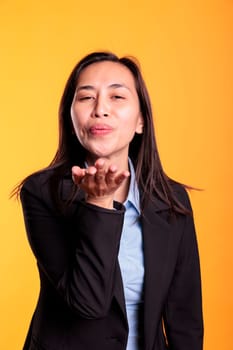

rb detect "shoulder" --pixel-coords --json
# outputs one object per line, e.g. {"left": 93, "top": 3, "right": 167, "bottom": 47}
{"left": 20, "top": 167, "right": 72, "bottom": 204}
{"left": 20, "top": 167, "right": 80, "bottom": 215}
{"left": 20, "top": 169, "right": 58, "bottom": 213}
{"left": 21, "top": 168, "right": 56, "bottom": 195}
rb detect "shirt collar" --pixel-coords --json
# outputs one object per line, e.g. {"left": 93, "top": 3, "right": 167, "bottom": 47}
{"left": 124, "top": 158, "right": 140, "bottom": 214}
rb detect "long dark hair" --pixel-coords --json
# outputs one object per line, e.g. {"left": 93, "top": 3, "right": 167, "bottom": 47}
{"left": 13, "top": 51, "right": 189, "bottom": 214}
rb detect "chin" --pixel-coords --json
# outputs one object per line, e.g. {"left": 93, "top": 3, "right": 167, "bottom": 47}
{"left": 86, "top": 149, "right": 111, "bottom": 161}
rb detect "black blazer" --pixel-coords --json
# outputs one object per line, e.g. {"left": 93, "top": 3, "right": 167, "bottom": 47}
{"left": 20, "top": 170, "right": 203, "bottom": 350}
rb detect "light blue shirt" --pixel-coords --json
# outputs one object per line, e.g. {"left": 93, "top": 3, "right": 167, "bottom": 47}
{"left": 118, "top": 159, "right": 144, "bottom": 350}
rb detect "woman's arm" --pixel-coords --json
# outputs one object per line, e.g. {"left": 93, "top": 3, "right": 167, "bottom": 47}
{"left": 20, "top": 173, "right": 125, "bottom": 319}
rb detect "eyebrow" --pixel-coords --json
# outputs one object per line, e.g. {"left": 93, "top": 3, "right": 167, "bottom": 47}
{"left": 76, "top": 83, "right": 130, "bottom": 92}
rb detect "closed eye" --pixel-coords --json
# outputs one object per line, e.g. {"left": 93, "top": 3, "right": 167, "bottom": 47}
{"left": 112, "top": 95, "right": 124, "bottom": 99}
{"left": 78, "top": 96, "right": 95, "bottom": 101}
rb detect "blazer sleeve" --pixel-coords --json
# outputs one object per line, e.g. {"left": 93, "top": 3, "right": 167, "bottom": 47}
{"left": 163, "top": 188, "right": 204, "bottom": 350}
{"left": 20, "top": 173, "right": 125, "bottom": 319}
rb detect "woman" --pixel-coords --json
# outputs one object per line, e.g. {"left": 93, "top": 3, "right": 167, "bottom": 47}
{"left": 18, "top": 52, "right": 203, "bottom": 350}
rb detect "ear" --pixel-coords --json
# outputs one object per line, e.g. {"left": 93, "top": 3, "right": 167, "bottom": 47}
{"left": 135, "top": 113, "right": 144, "bottom": 134}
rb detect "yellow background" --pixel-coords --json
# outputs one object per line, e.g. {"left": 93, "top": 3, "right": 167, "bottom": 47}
{"left": 1, "top": 0, "right": 232, "bottom": 349}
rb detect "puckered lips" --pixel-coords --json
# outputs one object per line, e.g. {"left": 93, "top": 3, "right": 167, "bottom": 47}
{"left": 89, "top": 124, "right": 113, "bottom": 136}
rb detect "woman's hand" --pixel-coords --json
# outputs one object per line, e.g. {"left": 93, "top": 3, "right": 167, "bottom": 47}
{"left": 71, "top": 158, "right": 130, "bottom": 209}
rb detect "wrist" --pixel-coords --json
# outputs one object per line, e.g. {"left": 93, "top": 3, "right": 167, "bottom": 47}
{"left": 86, "top": 195, "right": 114, "bottom": 209}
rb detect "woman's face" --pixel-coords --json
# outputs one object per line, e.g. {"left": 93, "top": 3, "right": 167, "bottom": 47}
{"left": 70, "top": 61, "right": 143, "bottom": 164}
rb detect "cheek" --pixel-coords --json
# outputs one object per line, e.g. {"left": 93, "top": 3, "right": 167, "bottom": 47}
{"left": 122, "top": 107, "right": 141, "bottom": 128}
{"left": 119, "top": 105, "right": 138, "bottom": 122}
{"left": 70, "top": 105, "right": 77, "bottom": 125}
{"left": 120, "top": 123, "right": 138, "bottom": 142}
{"left": 71, "top": 106, "right": 84, "bottom": 130}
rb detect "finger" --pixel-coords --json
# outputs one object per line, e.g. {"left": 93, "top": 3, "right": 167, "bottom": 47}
{"left": 94, "top": 159, "right": 107, "bottom": 183}
{"left": 105, "top": 165, "right": 118, "bottom": 184}
{"left": 83, "top": 166, "right": 97, "bottom": 185}
{"left": 94, "top": 158, "right": 106, "bottom": 169}
{"left": 115, "top": 170, "right": 130, "bottom": 185}
{"left": 71, "top": 166, "right": 86, "bottom": 184}
{"left": 85, "top": 166, "right": 97, "bottom": 176}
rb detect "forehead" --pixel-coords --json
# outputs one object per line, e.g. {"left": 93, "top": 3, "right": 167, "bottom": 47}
{"left": 77, "top": 61, "right": 136, "bottom": 87}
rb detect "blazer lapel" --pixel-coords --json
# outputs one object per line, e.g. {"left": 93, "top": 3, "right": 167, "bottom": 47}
{"left": 142, "top": 199, "right": 172, "bottom": 350}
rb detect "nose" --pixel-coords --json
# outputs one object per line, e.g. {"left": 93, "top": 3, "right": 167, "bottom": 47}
{"left": 92, "top": 95, "right": 109, "bottom": 118}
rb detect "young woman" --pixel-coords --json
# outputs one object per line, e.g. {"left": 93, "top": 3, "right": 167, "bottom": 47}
{"left": 18, "top": 52, "right": 203, "bottom": 350}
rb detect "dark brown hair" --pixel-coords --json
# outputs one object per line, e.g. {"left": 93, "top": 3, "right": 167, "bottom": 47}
{"left": 13, "top": 51, "right": 189, "bottom": 214}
